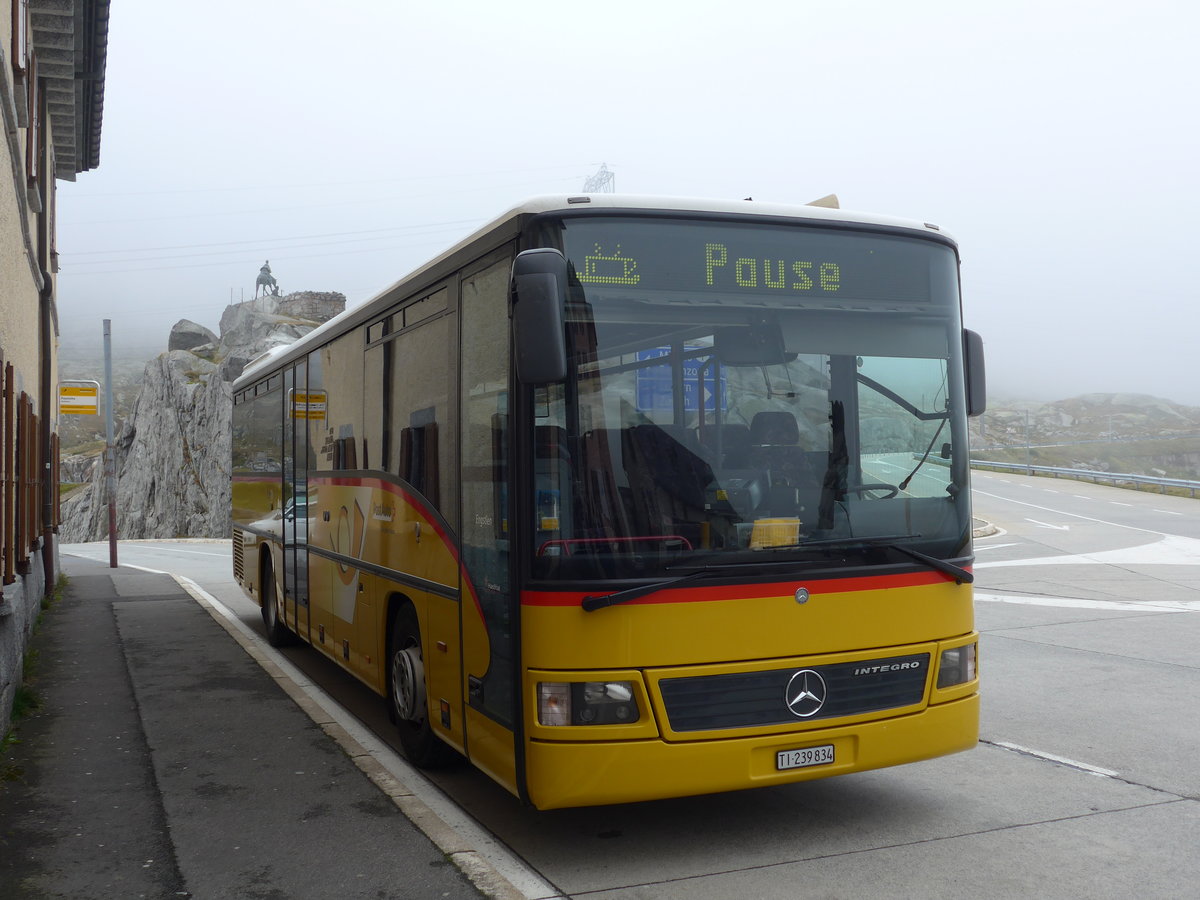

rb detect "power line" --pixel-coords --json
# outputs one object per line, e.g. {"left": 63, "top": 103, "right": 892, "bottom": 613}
{"left": 64, "top": 218, "right": 483, "bottom": 260}
{"left": 61, "top": 176, "right": 582, "bottom": 226}
{"left": 62, "top": 163, "right": 597, "bottom": 199}
{"left": 60, "top": 233, "right": 470, "bottom": 276}
{"left": 63, "top": 232, "right": 455, "bottom": 270}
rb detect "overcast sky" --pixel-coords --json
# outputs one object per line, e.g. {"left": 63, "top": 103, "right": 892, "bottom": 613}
{"left": 56, "top": 0, "right": 1200, "bottom": 404}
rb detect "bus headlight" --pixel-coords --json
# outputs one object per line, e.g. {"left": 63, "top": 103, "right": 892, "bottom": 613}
{"left": 937, "top": 643, "right": 977, "bottom": 688}
{"left": 537, "top": 681, "right": 639, "bottom": 725}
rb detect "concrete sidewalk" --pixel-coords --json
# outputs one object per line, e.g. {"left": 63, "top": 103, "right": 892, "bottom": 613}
{"left": 0, "top": 555, "right": 490, "bottom": 899}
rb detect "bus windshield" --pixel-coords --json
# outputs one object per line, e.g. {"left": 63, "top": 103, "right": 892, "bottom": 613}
{"left": 530, "top": 216, "right": 972, "bottom": 582}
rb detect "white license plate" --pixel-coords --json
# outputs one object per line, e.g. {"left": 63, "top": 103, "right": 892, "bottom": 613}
{"left": 776, "top": 744, "right": 835, "bottom": 770}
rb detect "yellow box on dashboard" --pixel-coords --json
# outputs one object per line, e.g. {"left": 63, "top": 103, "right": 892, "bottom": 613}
{"left": 750, "top": 517, "right": 801, "bottom": 548}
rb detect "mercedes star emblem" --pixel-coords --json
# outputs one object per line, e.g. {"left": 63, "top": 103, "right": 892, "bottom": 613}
{"left": 785, "top": 669, "right": 827, "bottom": 718}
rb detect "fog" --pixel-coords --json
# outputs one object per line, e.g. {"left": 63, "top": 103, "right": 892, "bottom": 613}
{"left": 55, "top": 0, "right": 1200, "bottom": 404}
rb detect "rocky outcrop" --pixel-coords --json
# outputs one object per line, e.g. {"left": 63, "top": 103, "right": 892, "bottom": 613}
{"left": 60, "top": 453, "right": 100, "bottom": 485}
{"left": 168, "top": 319, "right": 218, "bottom": 352}
{"left": 215, "top": 293, "right": 343, "bottom": 381}
{"left": 60, "top": 291, "right": 345, "bottom": 541}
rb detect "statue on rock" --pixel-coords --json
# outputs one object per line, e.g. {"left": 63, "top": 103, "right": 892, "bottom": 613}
{"left": 255, "top": 260, "right": 281, "bottom": 298}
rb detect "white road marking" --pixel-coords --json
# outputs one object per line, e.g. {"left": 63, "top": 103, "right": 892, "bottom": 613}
{"left": 975, "top": 533, "right": 1200, "bottom": 569}
{"left": 993, "top": 742, "right": 1119, "bottom": 778}
{"left": 62, "top": 541, "right": 230, "bottom": 560}
{"left": 1025, "top": 519, "right": 1069, "bottom": 531}
{"left": 975, "top": 591, "right": 1200, "bottom": 612}
{"left": 140, "top": 546, "right": 230, "bottom": 558}
{"left": 973, "top": 488, "right": 1164, "bottom": 536}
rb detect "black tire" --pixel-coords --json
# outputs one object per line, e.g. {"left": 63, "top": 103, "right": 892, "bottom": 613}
{"left": 388, "top": 604, "right": 457, "bottom": 768}
{"left": 260, "top": 555, "right": 295, "bottom": 647}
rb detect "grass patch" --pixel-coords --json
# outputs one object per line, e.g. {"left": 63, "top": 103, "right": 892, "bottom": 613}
{"left": 10, "top": 682, "right": 39, "bottom": 720}
{"left": 1, "top": 574, "right": 69, "bottom": 781}
{"left": 1, "top": 687, "right": 38, "bottom": 784}
{"left": 42, "top": 573, "right": 67, "bottom": 612}
{"left": 62, "top": 439, "right": 106, "bottom": 457}
{"left": 972, "top": 436, "right": 1200, "bottom": 482}
{"left": 971, "top": 459, "right": 1200, "bottom": 499}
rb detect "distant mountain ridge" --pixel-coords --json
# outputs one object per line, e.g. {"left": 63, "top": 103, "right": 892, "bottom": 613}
{"left": 977, "top": 392, "right": 1200, "bottom": 439}
{"left": 971, "top": 393, "right": 1200, "bottom": 480}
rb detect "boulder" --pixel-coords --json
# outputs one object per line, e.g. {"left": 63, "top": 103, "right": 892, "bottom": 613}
{"left": 168, "top": 319, "right": 218, "bottom": 352}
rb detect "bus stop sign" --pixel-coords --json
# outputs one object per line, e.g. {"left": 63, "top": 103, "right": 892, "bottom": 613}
{"left": 60, "top": 380, "right": 100, "bottom": 415}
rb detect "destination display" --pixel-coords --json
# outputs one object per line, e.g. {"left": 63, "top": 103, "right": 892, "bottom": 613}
{"left": 562, "top": 217, "right": 955, "bottom": 305}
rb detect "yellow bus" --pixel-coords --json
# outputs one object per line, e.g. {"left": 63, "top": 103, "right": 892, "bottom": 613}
{"left": 231, "top": 195, "right": 986, "bottom": 810}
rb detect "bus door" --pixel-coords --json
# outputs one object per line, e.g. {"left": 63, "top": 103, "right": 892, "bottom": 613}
{"left": 283, "top": 362, "right": 311, "bottom": 638}
{"left": 458, "top": 257, "right": 518, "bottom": 791}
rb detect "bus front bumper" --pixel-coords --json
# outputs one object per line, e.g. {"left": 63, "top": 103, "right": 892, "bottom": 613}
{"left": 523, "top": 692, "right": 978, "bottom": 810}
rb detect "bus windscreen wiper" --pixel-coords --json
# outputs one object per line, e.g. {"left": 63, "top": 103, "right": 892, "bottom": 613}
{"left": 581, "top": 538, "right": 971, "bottom": 612}
{"left": 762, "top": 534, "right": 974, "bottom": 585}
{"left": 581, "top": 569, "right": 712, "bottom": 612}
{"left": 580, "top": 559, "right": 822, "bottom": 612}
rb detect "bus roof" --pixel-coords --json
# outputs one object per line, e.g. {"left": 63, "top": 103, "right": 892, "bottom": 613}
{"left": 234, "top": 194, "right": 955, "bottom": 388}
{"left": 508, "top": 193, "right": 949, "bottom": 233}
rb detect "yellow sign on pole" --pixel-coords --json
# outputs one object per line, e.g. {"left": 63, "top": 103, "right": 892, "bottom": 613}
{"left": 60, "top": 380, "right": 101, "bottom": 415}
{"left": 291, "top": 390, "right": 327, "bottom": 420}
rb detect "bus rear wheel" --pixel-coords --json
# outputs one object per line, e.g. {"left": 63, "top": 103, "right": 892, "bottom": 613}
{"left": 388, "top": 604, "right": 456, "bottom": 768}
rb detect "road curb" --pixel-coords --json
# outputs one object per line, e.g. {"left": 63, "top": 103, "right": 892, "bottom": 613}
{"left": 174, "top": 575, "right": 532, "bottom": 900}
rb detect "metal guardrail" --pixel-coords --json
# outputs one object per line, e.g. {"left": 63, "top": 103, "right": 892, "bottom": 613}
{"left": 970, "top": 459, "right": 1200, "bottom": 498}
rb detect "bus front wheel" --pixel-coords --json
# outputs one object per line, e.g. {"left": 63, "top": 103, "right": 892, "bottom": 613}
{"left": 388, "top": 604, "right": 456, "bottom": 768}
{"left": 261, "top": 556, "right": 294, "bottom": 647}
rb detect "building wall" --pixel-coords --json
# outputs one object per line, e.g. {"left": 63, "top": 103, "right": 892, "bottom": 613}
{"left": 0, "top": 0, "right": 67, "bottom": 735}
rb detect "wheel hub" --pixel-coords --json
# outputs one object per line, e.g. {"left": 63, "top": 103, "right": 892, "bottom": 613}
{"left": 392, "top": 645, "right": 426, "bottom": 723}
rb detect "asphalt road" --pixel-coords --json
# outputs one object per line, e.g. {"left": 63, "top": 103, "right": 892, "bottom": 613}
{"left": 61, "top": 473, "right": 1200, "bottom": 899}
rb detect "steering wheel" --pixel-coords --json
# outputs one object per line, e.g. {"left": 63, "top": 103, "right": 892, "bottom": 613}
{"left": 845, "top": 482, "right": 899, "bottom": 499}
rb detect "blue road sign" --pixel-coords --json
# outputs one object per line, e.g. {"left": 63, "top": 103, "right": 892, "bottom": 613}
{"left": 635, "top": 348, "right": 727, "bottom": 413}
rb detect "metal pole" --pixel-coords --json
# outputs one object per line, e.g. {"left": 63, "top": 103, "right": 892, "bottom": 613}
{"left": 103, "top": 319, "right": 117, "bottom": 568}
{"left": 1025, "top": 409, "right": 1032, "bottom": 475}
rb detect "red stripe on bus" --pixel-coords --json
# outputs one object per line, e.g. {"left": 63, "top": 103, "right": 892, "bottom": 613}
{"left": 309, "top": 475, "right": 487, "bottom": 623}
{"left": 521, "top": 568, "right": 968, "bottom": 607}
{"left": 314, "top": 475, "right": 459, "bottom": 560}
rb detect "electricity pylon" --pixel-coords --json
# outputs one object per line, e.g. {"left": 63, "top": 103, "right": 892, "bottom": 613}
{"left": 583, "top": 163, "right": 615, "bottom": 193}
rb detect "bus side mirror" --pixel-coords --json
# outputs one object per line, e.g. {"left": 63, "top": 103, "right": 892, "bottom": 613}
{"left": 964, "top": 329, "right": 986, "bottom": 417}
{"left": 511, "top": 248, "right": 568, "bottom": 385}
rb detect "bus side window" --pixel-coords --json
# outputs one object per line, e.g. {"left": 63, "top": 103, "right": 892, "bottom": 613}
{"left": 386, "top": 305, "right": 456, "bottom": 525}
{"left": 399, "top": 417, "right": 439, "bottom": 507}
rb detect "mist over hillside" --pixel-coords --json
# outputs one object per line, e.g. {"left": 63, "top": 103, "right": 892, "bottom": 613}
{"left": 60, "top": 321, "right": 1200, "bottom": 487}
{"left": 970, "top": 394, "right": 1200, "bottom": 480}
